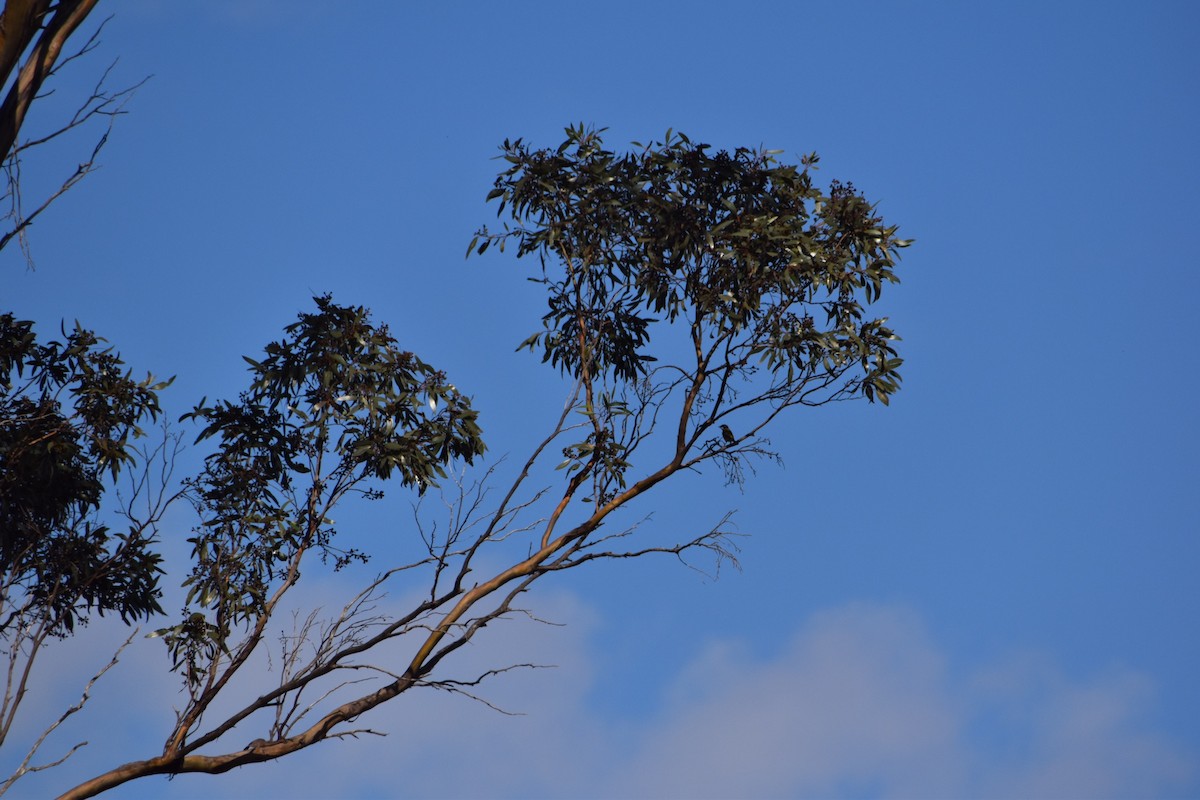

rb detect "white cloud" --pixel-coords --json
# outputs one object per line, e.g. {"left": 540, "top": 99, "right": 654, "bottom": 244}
{"left": 607, "top": 604, "right": 966, "bottom": 799}
{"left": 598, "top": 605, "right": 1195, "bottom": 799}
{"left": 965, "top": 653, "right": 1194, "bottom": 799}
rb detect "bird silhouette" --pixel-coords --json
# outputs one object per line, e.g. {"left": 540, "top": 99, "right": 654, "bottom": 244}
{"left": 720, "top": 424, "right": 736, "bottom": 445}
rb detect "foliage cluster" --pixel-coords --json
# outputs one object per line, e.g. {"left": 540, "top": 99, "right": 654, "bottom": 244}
{"left": 156, "top": 296, "right": 485, "bottom": 687}
{"left": 0, "top": 313, "right": 168, "bottom": 639}
{"left": 475, "top": 126, "right": 908, "bottom": 405}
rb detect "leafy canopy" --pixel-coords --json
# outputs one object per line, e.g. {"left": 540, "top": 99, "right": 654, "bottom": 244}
{"left": 160, "top": 296, "right": 485, "bottom": 685}
{"left": 473, "top": 125, "right": 910, "bottom": 405}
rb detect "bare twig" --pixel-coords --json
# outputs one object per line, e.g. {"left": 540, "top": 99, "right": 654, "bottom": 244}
{"left": 0, "top": 631, "right": 136, "bottom": 797}
{"left": 0, "top": 2, "right": 148, "bottom": 264}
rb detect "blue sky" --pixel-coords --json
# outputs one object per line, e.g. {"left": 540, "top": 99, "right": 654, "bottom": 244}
{"left": 3, "top": 1, "right": 1199, "bottom": 797}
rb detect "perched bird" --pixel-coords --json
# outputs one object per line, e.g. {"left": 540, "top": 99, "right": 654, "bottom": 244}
{"left": 720, "top": 424, "right": 737, "bottom": 445}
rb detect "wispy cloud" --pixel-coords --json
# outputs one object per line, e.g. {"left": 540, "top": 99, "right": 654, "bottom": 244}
{"left": 11, "top": 598, "right": 1195, "bottom": 799}
{"left": 599, "top": 604, "right": 1195, "bottom": 799}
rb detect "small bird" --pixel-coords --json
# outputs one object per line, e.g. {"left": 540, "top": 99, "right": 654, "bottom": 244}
{"left": 719, "top": 424, "right": 736, "bottom": 445}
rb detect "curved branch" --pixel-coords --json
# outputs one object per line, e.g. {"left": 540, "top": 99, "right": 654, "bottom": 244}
{"left": 0, "top": 0, "right": 99, "bottom": 161}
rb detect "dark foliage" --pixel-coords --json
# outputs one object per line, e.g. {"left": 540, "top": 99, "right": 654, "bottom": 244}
{"left": 0, "top": 313, "right": 169, "bottom": 636}
{"left": 472, "top": 126, "right": 910, "bottom": 405}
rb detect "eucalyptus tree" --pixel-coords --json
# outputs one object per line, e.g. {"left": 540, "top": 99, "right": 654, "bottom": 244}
{"left": 11, "top": 126, "right": 909, "bottom": 798}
